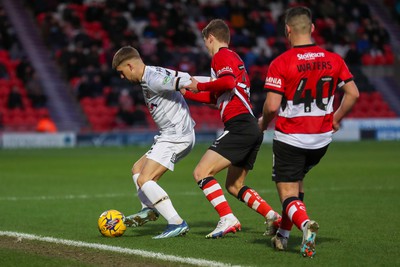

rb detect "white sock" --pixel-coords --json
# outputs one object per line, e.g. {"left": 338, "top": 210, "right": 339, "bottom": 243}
{"left": 277, "top": 228, "right": 290, "bottom": 239}
{"left": 301, "top": 220, "right": 310, "bottom": 231}
{"left": 266, "top": 210, "right": 276, "bottom": 219}
{"left": 132, "top": 174, "right": 150, "bottom": 209}
{"left": 141, "top": 180, "right": 183, "bottom": 225}
{"left": 277, "top": 229, "right": 290, "bottom": 239}
{"left": 221, "top": 214, "right": 237, "bottom": 221}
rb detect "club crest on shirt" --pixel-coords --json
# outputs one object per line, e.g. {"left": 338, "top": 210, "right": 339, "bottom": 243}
{"left": 163, "top": 76, "right": 172, "bottom": 85}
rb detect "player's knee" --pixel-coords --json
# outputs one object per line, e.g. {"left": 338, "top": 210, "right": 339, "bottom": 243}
{"left": 132, "top": 165, "right": 139, "bottom": 174}
{"left": 137, "top": 175, "right": 152, "bottom": 188}
{"left": 193, "top": 167, "right": 204, "bottom": 182}
{"left": 225, "top": 184, "right": 239, "bottom": 197}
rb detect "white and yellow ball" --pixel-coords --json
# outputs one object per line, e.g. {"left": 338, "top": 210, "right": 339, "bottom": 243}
{"left": 98, "top": 209, "right": 126, "bottom": 237}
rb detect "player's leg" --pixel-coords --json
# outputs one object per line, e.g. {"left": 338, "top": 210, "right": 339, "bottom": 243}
{"left": 270, "top": 140, "right": 308, "bottom": 251}
{"left": 132, "top": 155, "right": 151, "bottom": 209}
{"left": 141, "top": 134, "right": 194, "bottom": 239}
{"left": 272, "top": 141, "right": 327, "bottom": 257}
{"left": 271, "top": 180, "right": 303, "bottom": 242}
{"left": 124, "top": 155, "right": 160, "bottom": 228}
{"left": 229, "top": 129, "right": 281, "bottom": 236}
{"left": 136, "top": 159, "right": 188, "bottom": 239}
{"left": 296, "top": 145, "right": 328, "bottom": 257}
{"left": 225, "top": 165, "right": 281, "bottom": 235}
{"left": 277, "top": 182, "right": 319, "bottom": 257}
{"left": 194, "top": 149, "right": 240, "bottom": 238}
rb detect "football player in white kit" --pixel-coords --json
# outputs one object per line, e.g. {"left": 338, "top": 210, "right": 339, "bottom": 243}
{"left": 112, "top": 46, "right": 195, "bottom": 239}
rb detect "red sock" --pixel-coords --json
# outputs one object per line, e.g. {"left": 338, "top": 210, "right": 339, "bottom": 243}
{"left": 239, "top": 186, "right": 273, "bottom": 217}
{"left": 198, "top": 177, "right": 232, "bottom": 217}
{"left": 285, "top": 199, "right": 309, "bottom": 231}
{"left": 279, "top": 210, "right": 293, "bottom": 231}
{"left": 280, "top": 192, "right": 305, "bottom": 231}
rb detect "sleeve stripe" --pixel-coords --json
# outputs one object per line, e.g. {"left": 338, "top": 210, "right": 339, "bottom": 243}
{"left": 175, "top": 77, "right": 181, "bottom": 91}
{"left": 338, "top": 78, "right": 353, "bottom": 88}
{"left": 265, "top": 88, "right": 284, "bottom": 95}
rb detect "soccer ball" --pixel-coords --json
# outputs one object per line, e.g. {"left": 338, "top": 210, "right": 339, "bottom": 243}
{"left": 98, "top": 209, "right": 127, "bottom": 237}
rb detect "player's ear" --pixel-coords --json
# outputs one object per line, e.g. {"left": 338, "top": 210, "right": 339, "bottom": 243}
{"left": 127, "top": 63, "right": 134, "bottom": 71}
{"left": 311, "top": 23, "right": 315, "bottom": 34}
{"left": 208, "top": 34, "right": 214, "bottom": 43}
{"left": 285, "top": 24, "right": 290, "bottom": 37}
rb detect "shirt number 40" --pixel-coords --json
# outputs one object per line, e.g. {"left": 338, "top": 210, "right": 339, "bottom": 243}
{"left": 293, "top": 76, "right": 334, "bottom": 113}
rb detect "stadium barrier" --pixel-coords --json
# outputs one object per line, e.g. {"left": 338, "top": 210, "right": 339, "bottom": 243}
{"left": 1, "top": 119, "right": 399, "bottom": 148}
{"left": 1, "top": 132, "right": 76, "bottom": 148}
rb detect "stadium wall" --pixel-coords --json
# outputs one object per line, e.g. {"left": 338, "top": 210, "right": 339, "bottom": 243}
{"left": 1, "top": 119, "right": 400, "bottom": 148}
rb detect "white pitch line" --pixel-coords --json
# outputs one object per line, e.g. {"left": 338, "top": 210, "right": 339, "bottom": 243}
{"left": 0, "top": 193, "right": 130, "bottom": 201}
{"left": 0, "top": 231, "right": 243, "bottom": 267}
{"left": 0, "top": 186, "right": 394, "bottom": 202}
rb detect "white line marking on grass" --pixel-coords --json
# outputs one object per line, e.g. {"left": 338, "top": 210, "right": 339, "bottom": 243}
{"left": 0, "top": 193, "right": 130, "bottom": 201}
{"left": 1, "top": 186, "right": 395, "bottom": 202}
{"left": 0, "top": 231, "right": 243, "bottom": 267}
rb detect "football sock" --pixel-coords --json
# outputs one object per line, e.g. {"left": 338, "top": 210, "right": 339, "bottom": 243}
{"left": 141, "top": 180, "right": 183, "bottom": 225}
{"left": 132, "top": 174, "right": 148, "bottom": 209}
{"left": 277, "top": 228, "right": 291, "bottom": 239}
{"left": 277, "top": 191, "right": 305, "bottom": 235}
{"left": 238, "top": 186, "right": 273, "bottom": 217}
{"left": 282, "top": 196, "right": 309, "bottom": 231}
{"left": 278, "top": 210, "right": 293, "bottom": 237}
{"left": 198, "top": 177, "right": 233, "bottom": 218}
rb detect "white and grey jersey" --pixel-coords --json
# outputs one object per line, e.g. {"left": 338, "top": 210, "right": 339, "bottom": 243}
{"left": 141, "top": 66, "right": 195, "bottom": 137}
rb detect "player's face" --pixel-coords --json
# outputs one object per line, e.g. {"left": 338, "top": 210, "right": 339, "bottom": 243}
{"left": 116, "top": 64, "right": 136, "bottom": 83}
{"left": 203, "top": 36, "right": 213, "bottom": 56}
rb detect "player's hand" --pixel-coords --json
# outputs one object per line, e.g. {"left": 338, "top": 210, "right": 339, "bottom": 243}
{"left": 179, "top": 88, "right": 186, "bottom": 95}
{"left": 185, "top": 77, "right": 199, "bottom": 93}
{"left": 332, "top": 120, "right": 340, "bottom": 132}
{"left": 258, "top": 116, "right": 266, "bottom": 131}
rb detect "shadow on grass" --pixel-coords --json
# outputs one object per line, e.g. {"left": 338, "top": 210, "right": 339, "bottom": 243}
{"left": 251, "top": 235, "right": 340, "bottom": 254}
{"left": 122, "top": 220, "right": 217, "bottom": 238}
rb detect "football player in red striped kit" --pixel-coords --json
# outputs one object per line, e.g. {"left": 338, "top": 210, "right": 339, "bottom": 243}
{"left": 184, "top": 19, "right": 281, "bottom": 239}
{"left": 259, "top": 6, "right": 359, "bottom": 257}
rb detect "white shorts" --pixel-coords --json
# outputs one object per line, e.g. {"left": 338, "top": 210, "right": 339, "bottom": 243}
{"left": 145, "top": 130, "right": 195, "bottom": 171}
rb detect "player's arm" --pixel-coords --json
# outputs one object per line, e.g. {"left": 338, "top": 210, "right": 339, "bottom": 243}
{"left": 181, "top": 76, "right": 216, "bottom": 104}
{"left": 182, "top": 90, "right": 214, "bottom": 104}
{"left": 259, "top": 90, "right": 282, "bottom": 131}
{"left": 185, "top": 75, "right": 235, "bottom": 93}
{"left": 181, "top": 76, "right": 215, "bottom": 104}
{"left": 150, "top": 68, "right": 193, "bottom": 92}
{"left": 259, "top": 60, "right": 283, "bottom": 131}
{"left": 333, "top": 80, "right": 359, "bottom": 132}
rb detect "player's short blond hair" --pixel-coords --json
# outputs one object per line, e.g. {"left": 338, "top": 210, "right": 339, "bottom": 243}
{"left": 112, "top": 46, "right": 141, "bottom": 69}
{"left": 202, "top": 19, "right": 230, "bottom": 44}
{"left": 285, "top": 6, "right": 312, "bottom": 34}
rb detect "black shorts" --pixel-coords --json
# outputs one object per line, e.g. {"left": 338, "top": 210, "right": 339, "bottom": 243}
{"left": 272, "top": 140, "right": 329, "bottom": 182}
{"left": 209, "top": 113, "right": 263, "bottom": 170}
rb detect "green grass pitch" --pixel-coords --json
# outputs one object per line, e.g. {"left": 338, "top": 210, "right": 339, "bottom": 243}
{"left": 0, "top": 141, "right": 399, "bottom": 266}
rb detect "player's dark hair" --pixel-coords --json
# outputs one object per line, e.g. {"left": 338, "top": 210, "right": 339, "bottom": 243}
{"left": 202, "top": 19, "right": 230, "bottom": 44}
{"left": 112, "top": 46, "right": 141, "bottom": 69}
{"left": 285, "top": 6, "right": 312, "bottom": 34}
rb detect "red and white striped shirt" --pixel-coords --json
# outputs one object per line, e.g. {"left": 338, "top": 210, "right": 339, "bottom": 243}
{"left": 264, "top": 44, "right": 353, "bottom": 149}
{"left": 184, "top": 47, "right": 253, "bottom": 124}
